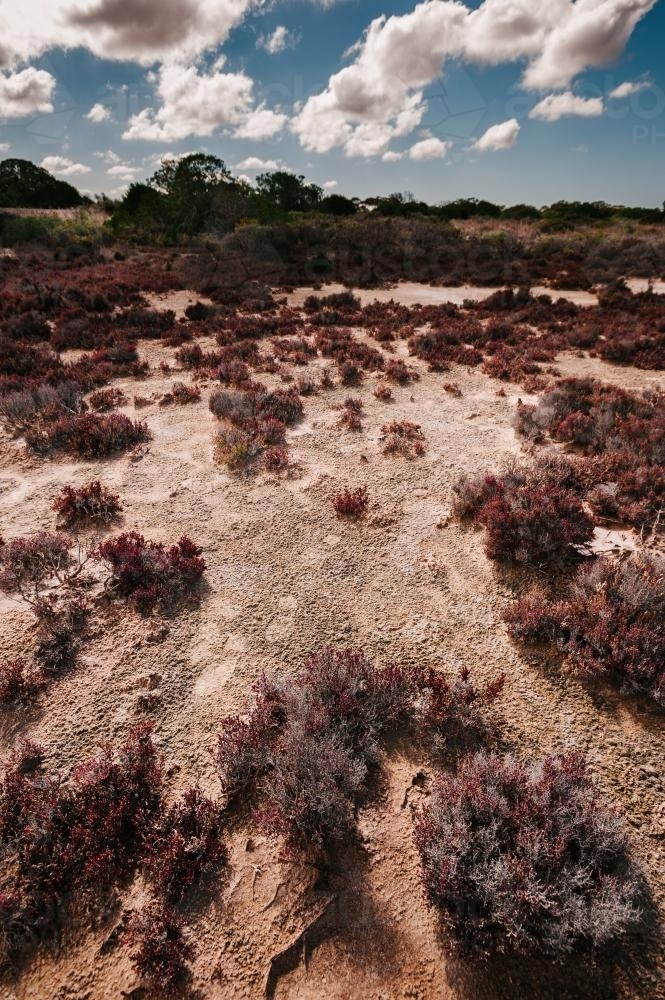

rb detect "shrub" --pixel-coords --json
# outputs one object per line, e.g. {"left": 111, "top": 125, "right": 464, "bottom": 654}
{"left": 414, "top": 752, "right": 640, "bottom": 956}
{"left": 218, "top": 649, "right": 502, "bottom": 860}
{"left": 338, "top": 397, "right": 364, "bottom": 432}
{"left": 381, "top": 420, "right": 426, "bottom": 459}
{"left": 127, "top": 905, "right": 194, "bottom": 992}
{"left": 88, "top": 387, "right": 127, "bottom": 412}
{"left": 52, "top": 481, "right": 122, "bottom": 527}
{"left": 26, "top": 412, "right": 150, "bottom": 459}
{"left": 452, "top": 463, "right": 594, "bottom": 568}
{"left": 213, "top": 425, "right": 262, "bottom": 470}
{"left": 506, "top": 553, "right": 665, "bottom": 704}
{"left": 0, "top": 660, "right": 46, "bottom": 705}
{"left": 0, "top": 532, "right": 74, "bottom": 603}
{"left": 161, "top": 382, "right": 201, "bottom": 406}
{"left": 332, "top": 487, "right": 369, "bottom": 518}
{"left": 142, "top": 788, "right": 226, "bottom": 903}
{"left": 373, "top": 383, "right": 393, "bottom": 401}
{"left": 384, "top": 358, "right": 419, "bottom": 384}
{"left": 94, "top": 532, "right": 205, "bottom": 613}
{"left": 0, "top": 724, "right": 162, "bottom": 964}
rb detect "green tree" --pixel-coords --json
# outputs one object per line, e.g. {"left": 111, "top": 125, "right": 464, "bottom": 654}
{"left": 148, "top": 154, "right": 235, "bottom": 238}
{"left": 0, "top": 158, "right": 84, "bottom": 209}
{"left": 255, "top": 171, "right": 323, "bottom": 213}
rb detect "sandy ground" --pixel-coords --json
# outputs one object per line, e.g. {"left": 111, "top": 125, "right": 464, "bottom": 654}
{"left": 1, "top": 291, "right": 665, "bottom": 999}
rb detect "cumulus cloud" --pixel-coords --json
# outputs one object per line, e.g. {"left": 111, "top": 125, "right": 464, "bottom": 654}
{"left": 382, "top": 150, "right": 404, "bottom": 162}
{"left": 233, "top": 105, "right": 287, "bottom": 140}
{"left": 472, "top": 117, "right": 520, "bottom": 151}
{"left": 41, "top": 155, "right": 90, "bottom": 176}
{"left": 0, "top": 67, "right": 55, "bottom": 118}
{"left": 323, "top": 179, "right": 338, "bottom": 189}
{"left": 85, "top": 102, "right": 111, "bottom": 122}
{"left": 236, "top": 156, "right": 281, "bottom": 170}
{"left": 292, "top": 0, "right": 655, "bottom": 157}
{"left": 0, "top": 0, "right": 258, "bottom": 69}
{"left": 610, "top": 78, "right": 651, "bottom": 98}
{"left": 409, "top": 137, "right": 451, "bottom": 160}
{"left": 522, "top": 0, "right": 657, "bottom": 90}
{"left": 122, "top": 61, "right": 255, "bottom": 141}
{"left": 0, "top": 143, "right": 9, "bottom": 151}
{"left": 529, "top": 91, "right": 604, "bottom": 121}
{"left": 257, "top": 25, "right": 297, "bottom": 55}
{"left": 106, "top": 161, "right": 141, "bottom": 181}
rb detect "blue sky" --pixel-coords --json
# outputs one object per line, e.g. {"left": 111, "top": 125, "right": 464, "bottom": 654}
{"left": 0, "top": 0, "right": 663, "bottom": 206}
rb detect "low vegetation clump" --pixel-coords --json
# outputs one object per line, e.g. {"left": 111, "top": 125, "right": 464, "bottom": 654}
{"left": 127, "top": 905, "right": 195, "bottom": 994}
{"left": 217, "top": 648, "right": 502, "bottom": 860}
{"left": 506, "top": 553, "right": 665, "bottom": 704}
{"left": 337, "top": 397, "right": 364, "bottom": 431}
{"left": 452, "top": 461, "right": 594, "bottom": 568}
{"left": 381, "top": 420, "right": 426, "bottom": 459}
{"left": 142, "top": 788, "right": 226, "bottom": 904}
{"left": 88, "top": 387, "right": 127, "bottom": 412}
{"left": 52, "top": 481, "right": 122, "bottom": 527}
{"left": 94, "top": 532, "right": 206, "bottom": 612}
{"left": 0, "top": 531, "right": 86, "bottom": 605}
{"left": 26, "top": 412, "right": 150, "bottom": 459}
{"left": 514, "top": 379, "right": 665, "bottom": 534}
{"left": 160, "top": 382, "right": 201, "bottom": 406}
{"left": 414, "top": 752, "right": 640, "bottom": 957}
{"left": 0, "top": 725, "right": 162, "bottom": 965}
{"left": 332, "top": 486, "right": 369, "bottom": 518}
{"left": 0, "top": 659, "right": 47, "bottom": 705}
{"left": 209, "top": 383, "right": 303, "bottom": 470}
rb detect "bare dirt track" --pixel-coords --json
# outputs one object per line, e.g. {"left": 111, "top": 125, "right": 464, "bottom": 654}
{"left": 1, "top": 286, "right": 665, "bottom": 1000}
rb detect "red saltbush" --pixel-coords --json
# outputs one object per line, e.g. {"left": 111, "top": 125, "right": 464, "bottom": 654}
{"left": 142, "top": 788, "right": 226, "bottom": 903}
{"left": 127, "top": 905, "right": 194, "bottom": 992}
{"left": 415, "top": 752, "right": 640, "bottom": 956}
{"left": 0, "top": 532, "right": 74, "bottom": 602}
{"left": 88, "top": 387, "right": 127, "bottom": 412}
{"left": 160, "top": 382, "right": 201, "bottom": 406}
{"left": 95, "top": 532, "right": 205, "bottom": 613}
{"left": 332, "top": 486, "right": 369, "bottom": 517}
{"left": 52, "top": 481, "right": 122, "bottom": 527}
{"left": 26, "top": 412, "right": 150, "bottom": 459}
{"left": 218, "top": 648, "right": 502, "bottom": 858}
{"left": 0, "top": 660, "right": 46, "bottom": 705}
{"left": 452, "top": 462, "right": 594, "bottom": 568}
{"left": 506, "top": 553, "right": 665, "bottom": 704}
{"left": 381, "top": 420, "right": 426, "bottom": 458}
{"left": 0, "top": 725, "right": 162, "bottom": 963}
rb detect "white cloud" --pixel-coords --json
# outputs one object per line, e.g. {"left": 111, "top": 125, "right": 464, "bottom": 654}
{"left": 382, "top": 150, "right": 404, "bottom": 162}
{"left": 0, "top": 67, "right": 54, "bottom": 118}
{"left": 236, "top": 156, "right": 280, "bottom": 170}
{"left": 323, "top": 179, "right": 338, "bottom": 189}
{"left": 234, "top": 105, "right": 287, "bottom": 140}
{"left": 610, "top": 78, "right": 650, "bottom": 98}
{"left": 292, "top": 0, "right": 655, "bottom": 157}
{"left": 529, "top": 91, "right": 604, "bottom": 121}
{"left": 85, "top": 102, "right": 111, "bottom": 122}
{"left": 107, "top": 162, "right": 141, "bottom": 181}
{"left": 257, "top": 25, "right": 297, "bottom": 55}
{"left": 122, "top": 61, "right": 254, "bottom": 141}
{"left": 522, "top": 0, "right": 657, "bottom": 90}
{"left": 41, "top": 154, "right": 90, "bottom": 177}
{"left": 409, "top": 137, "right": 451, "bottom": 160}
{"left": 0, "top": 143, "right": 9, "bottom": 152}
{"left": 472, "top": 117, "right": 520, "bottom": 151}
{"left": 0, "top": 0, "right": 258, "bottom": 69}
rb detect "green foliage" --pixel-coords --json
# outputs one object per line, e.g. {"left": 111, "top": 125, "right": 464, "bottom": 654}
{"left": 255, "top": 171, "right": 322, "bottom": 212}
{"left": 0, "top": 159, "right": 84, "bottom": 208}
